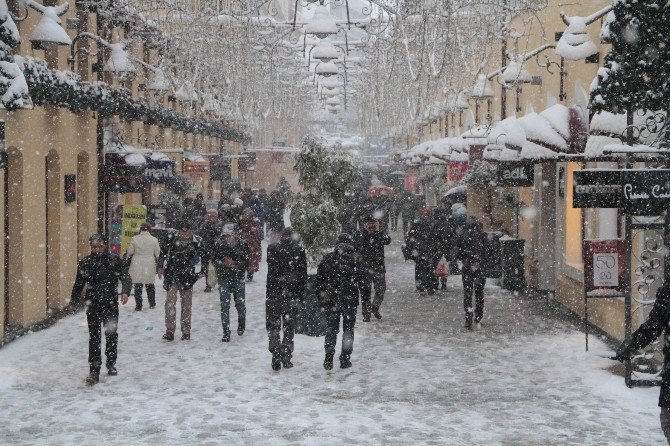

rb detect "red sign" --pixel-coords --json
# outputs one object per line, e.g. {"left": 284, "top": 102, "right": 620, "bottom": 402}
{"left": 449, "top": 162, "right": 468, "bottom": 182}
{"left": 583, "top": 239, "right": 626, "bottom": 294}
{"left": 404, "top": 170, "right": 419, "bottom": 192}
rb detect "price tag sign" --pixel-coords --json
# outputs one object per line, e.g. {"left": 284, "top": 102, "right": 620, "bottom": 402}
{"left": 583, "top": 239, "right": 626, "bottom": 294}
{"left": 593, "top": 253, "right": 618, "bottom": 287}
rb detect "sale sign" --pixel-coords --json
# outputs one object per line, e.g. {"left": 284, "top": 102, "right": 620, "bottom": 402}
{"left": 583, "top": 239, "right": 626, "bottom": 294}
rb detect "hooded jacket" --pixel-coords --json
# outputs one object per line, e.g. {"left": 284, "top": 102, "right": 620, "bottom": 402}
{"left": 266, "top": 236, "right": 307, "bottom": 300}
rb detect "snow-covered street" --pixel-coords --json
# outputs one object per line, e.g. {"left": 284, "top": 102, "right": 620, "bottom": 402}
{"left": 0, "top": 240, "right": 665, "bottom": 445}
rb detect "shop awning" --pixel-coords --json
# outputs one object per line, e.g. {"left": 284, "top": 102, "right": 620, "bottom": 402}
{"left": 584, "top": 110, "right": 667, "bottom": 159}
{"left": 401, "top": 137, "right": 466, "bottom": 165}
{"left": 483, "top": 103, "right": 588, "bottom": 162}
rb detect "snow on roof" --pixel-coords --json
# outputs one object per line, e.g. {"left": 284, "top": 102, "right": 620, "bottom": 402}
{"left": 487, "top": 116, "right": 525, "bottom": 150}
{"left": 585, "top": 110, "right": 667, "bottom": 158}
{"left": 184, "top": 153, "right": 206, "bottom": 162}
{"left": 471, "top": 74, "right": 494, "bottom": 99}
{"left": 483, "top": 144, "right": 521, "bottom": 162}
{"left": 26, "top": 0, "right": 71, "bottom": 46}
{"left": 305, "top": 5, "right": 338, "bottom": 37}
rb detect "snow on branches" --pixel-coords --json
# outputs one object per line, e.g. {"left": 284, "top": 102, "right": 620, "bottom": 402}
{"left": 0, "top": 0, "right": 31, "bottom": 110}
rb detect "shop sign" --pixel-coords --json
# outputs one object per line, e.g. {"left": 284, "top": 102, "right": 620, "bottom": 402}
{"left": 109, "top": 204, "right": 147, "bottom": 256}
{"left": 101, "top": 154, "right": 145, "bottom": 193}
{"left": 404, "top": 170, "right": 419, "bottom": 192}
{"left": 448, "top": 162, "right": 468, "bottom": 182}
{"left": 183, "top": 161, "right": 210, "bottom": 173}
{"left": 573, "top": 169, "right": 622, "bottom": 209}
{"left": 583, "top": 239, "right": 626, "bottom": 294}
{"left": 143, "top": 160, "right": 175, "bottom": 184}
{"left": 496, "top": 162, "right": 534, "bottom": 187}
{"left": 468, "top": 145, "right": 486, "bottom": 164}
{"left": 620, "top": 169, "right": 670, "bottom": 216}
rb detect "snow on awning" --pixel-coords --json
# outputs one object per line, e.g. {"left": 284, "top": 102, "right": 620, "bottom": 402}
{"left": 585, "top": 110, "right": 667, "bottom": 159}
{"left": 484, "top": 104, "right": 587, "bottom": 162}
{"left": 401, "top": 137, "right": 465, "bottom": 165}
{"left": 106, "top": 143, "right": 175, "bottom": 165}
{"left": 184, "top": 152, "right": 207, "bottom": 163}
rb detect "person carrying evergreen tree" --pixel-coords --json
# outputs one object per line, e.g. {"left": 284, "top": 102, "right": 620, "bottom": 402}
{"left": 265, "top": 227, "right": 307, "bottom": 370}
{"left": 316, "top": 233, "right": 365, "bottom": 370}
{"left": 69, "top": 234, "right": 131, "bottom": 386}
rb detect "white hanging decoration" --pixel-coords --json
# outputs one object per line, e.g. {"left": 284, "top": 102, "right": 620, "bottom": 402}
{"left": 25, "top": 0, "right": 72, "bottom": 46}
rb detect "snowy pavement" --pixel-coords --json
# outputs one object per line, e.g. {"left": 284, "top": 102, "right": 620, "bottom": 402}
{"left": 0, "top": 238, "right": 666, "bottom": 445}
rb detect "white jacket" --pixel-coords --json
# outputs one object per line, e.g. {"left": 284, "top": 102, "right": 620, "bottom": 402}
{"left": 127, "top": 231, "right": 161, "bottom": 284}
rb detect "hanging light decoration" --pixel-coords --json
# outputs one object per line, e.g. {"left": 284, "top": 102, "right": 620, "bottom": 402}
{"left": 305, "top": 5, "right": 339, "bottom": 39}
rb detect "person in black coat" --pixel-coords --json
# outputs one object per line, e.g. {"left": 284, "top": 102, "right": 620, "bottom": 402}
{"left": 70, "top": 234, "right": 132, "bottom": 385}
{"left": 316, "top": 234, "right": 365, "bottom": 370}
{"left": 433, "top": 202, "right": 453, "bottom": 291}
{"left": 198, "top": 210, "right": 223, "bottom": 293}
{"left": 406, "top": 208, "right": 441, "bottom": 295}
{"left": 353, "top": 215, "right": 391, "bottom": 321}
{"left": 212, "top": 224, "right": 250, "bottom": 342}
{"left": 266, "top": 190, "right": 286, "bottom": 241}
{"left": 458, "top": 217, "right": 488, "bottom": 329}
{"left": 158, "top": 221, "right": 205, "bottom": 341}
{"left": 615, "top": 283, "right": 670, "bottom": 442}
{"left": 266, "top": 227, "right": 307, "bottom": 370}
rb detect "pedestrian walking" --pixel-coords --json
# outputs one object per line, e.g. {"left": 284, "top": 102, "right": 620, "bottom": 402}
{"left": 406, "top": 208, "right": 441, "bottom": 295}
{"left": 353, "top": 215, "right": 391, "bottom": 321}
{"left": 266, "top": 190, "right": 286, "bottom": 243}
{"left": 458, "top": 217, "right": 488, "bottom": 330}
{"left": 315, "top": 233, "right": 364, "bottom": 370}
{"left": 433, "top": 202, "right": 453, "bottom": 292}
{"left": 69, "top": 234, "right": 132, "bottom": 385}
{"left": 614, "top": 282, "right": 670, "bottom": 444}
{"left": 238, "top": 207, "right": 262, "bottom": 281}
{"left": 198, "top": 209, "right": 223, "bottom": 292}
{"left": 126, "top": 222, "right": 161, "bottom": 310}
{"left": 212, "top": 224, "right": 250, "bottom": 342}
{"left": 265, "top": 227, "right": 307, "bottom": 370}
{"left": 159, "top": 221, "right": 205, "bottom": 341}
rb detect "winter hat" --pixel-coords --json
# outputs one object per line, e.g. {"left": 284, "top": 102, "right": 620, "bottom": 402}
{"left": 363, "top": 215, "right": 377, "bottom": 224}
{"left": 233, "top": 197, "right": 244, "bottom": 206}
{"left": 221, "top": 224, "right": 236, "bottom": 236}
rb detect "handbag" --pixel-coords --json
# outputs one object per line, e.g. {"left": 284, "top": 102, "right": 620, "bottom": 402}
{"left": 435, "top": 257, "right": 449, "bottom": 277}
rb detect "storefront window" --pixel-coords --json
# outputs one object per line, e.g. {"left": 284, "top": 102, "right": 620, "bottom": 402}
{"left": 565, "top": 162, "right": 583, "bottom": 270}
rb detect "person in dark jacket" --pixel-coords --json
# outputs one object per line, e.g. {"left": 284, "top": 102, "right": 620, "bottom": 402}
{"left": 266, "top": 227, "right": 307, "bottom": 370}
{"left": 353, "top": 215, "right": 391, "bottom": 321}
{"left": 407, "top": 208, "right": 441, "bottom": 295}
{"left": 458, "top": 217, "right": 488, "bottom": 329}
{"left": 158, "top": 221, "right": 205, "bottom": 341}
{"left": 615, "top": 283, "right": 670, "bottom": 443}
{"left": 316, "top": 233, "right": 365, "bottom": 370}
{"left": 212, "top": 224, "right": 250, "bottom": 342}
{"left": 433, "top": 202, "right": 452, "bottom": 291}
{"left": 266, "top": 190, "right": 286, "bottom": 242}
{"left": 70, "top": 234, "right": 132, "bottom": 385}
{"left": 198, "top": 209, "right": 223, "bottom": 293}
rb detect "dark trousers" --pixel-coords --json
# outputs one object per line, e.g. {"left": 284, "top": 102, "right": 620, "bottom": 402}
{"left": 87, "top": 305, "right": 119, "bottom": 371}
{"left": 359, "top": 270, "right": 386, "bottom": 311}
{"left": 662, "top": 408, "right": 670, "bottom": 444}
{"left": 133, "top": 283, "right": 155, "bottom": 309}
{"left": 266, "top": 298, "right": 296, "bottom": 360}
{"left": 462, "top": 269, "right": 485, "bottom": 323}
{"left": 402, "top": 217, "right": 412, "bottom": 235}
{"left": 415, "top": 254, "right": 439, "bottom": 293}
{"left": 325, "top": 305, "right": 357, "bottom": 360}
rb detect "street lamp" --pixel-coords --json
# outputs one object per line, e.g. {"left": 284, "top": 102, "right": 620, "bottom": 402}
{"left": 470, "top": 74, "right": 494, "bottom": 124}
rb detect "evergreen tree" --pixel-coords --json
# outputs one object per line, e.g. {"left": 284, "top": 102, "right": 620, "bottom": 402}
{"left": 591, "top": 1, "right": 670, "bottom": 114}
{"left": 291, "top": 137, "right": 360, "bottom": 263}
{"left": 0, "top": 0, "right": 31, "bottom": 110}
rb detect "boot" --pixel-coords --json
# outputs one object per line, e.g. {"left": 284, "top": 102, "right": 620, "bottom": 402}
{"left": 465, "top": 314, "right": 473, "bottom": 331}
{"left": 237, "top": 322, "right": 245, "bottom": 336}
{"left": 181, "top": 333, "right": 190, "bottom": 341}
{"left": 324, "top": 352, "right": 334, "bottom": 370}
{"left": 162, "top": 331, "right": 174, "bottom": 341}
{"left": 372, "top": 305, "right": 382, "bottom": 320}
{"left": 221, "top": 331, "right": 230, "bottom": 342}
{"left": 271, "top": 349, "right": 281, "bottom": 371}
{"left": 204, "top": 285, "right": 213, "bottom": 293}
{"left": 362, "top": 301, "right": 371, "bottom": 322}
{"left": 246, "top": 272, "right": 253, "bottom": 282}
{"left": 85, "top": 368, "right": 100, "bottom": 386}
{"left": 107, "top": 364, "right": 118, "bottom": 376}
{"left": 281, "top": 347, "right": 293, "bottom": 369}
{"left": 339, "top": 354, "right": 352, "bottom": 369}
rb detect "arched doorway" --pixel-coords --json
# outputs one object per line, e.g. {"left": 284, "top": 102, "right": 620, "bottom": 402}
{"left": 45, "top": 150, "right": 60, "bottom": 312}
{"left": 77, "top": 152, "right": 90, "bottom": 259}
